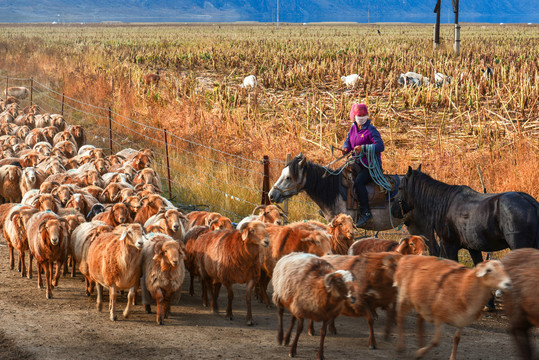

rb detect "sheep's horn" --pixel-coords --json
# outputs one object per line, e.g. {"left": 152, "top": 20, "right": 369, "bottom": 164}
{"left": 251, "top": 205, "right": 266, "bottom": 216}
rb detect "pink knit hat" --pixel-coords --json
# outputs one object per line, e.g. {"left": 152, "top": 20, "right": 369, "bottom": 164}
{"left": 350, "top": 103, "right": 368, "bottom": 122}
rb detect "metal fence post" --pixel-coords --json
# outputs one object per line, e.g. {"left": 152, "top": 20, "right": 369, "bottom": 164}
{"left": 61, "top": 93, "right": 65, "bottom": 116}
{"left": 262, "top": 155, "right": 270, "bottom": 205}
{"left": 5, "top": 76, "right": 7, "bottom": 97}
{"left": 108, "top": 107, "right": 113, "bottom": 155}
{"left": 164, "top": 128, "right": 172, "bottom": 200}
{"left": 30, "top": 77, "right": 33, "bottom": 106}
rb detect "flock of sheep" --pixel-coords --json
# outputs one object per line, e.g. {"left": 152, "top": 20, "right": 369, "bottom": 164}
{"left": 0, "top": 88, "right": 538, "bottom": 360}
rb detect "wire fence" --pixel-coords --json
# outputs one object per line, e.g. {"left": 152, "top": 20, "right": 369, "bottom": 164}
{"left": 3, "top": 74, "right": 321, "bottom": 222}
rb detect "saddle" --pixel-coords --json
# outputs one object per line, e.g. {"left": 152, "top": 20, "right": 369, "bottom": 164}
{"left": 341, "top": 163, "right": 399, "bottom": 210}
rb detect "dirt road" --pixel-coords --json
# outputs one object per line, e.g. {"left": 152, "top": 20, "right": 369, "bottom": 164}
{"left": 0, "top": 243, "right": 534, "bottom": 360}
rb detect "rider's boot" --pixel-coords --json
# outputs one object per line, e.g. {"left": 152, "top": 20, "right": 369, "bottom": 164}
{"left": 356, "top": 206, "right": 373, "bottom": 227}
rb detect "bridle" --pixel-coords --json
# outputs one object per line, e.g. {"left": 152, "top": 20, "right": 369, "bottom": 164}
{"left": 272, "top": 169, "right": 306, "bottom": 197}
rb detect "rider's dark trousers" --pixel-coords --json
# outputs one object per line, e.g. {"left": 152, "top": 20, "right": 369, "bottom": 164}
{"left": 354, "top": 166, "right": 372, "bottom": 213}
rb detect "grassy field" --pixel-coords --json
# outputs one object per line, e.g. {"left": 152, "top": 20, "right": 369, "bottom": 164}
{"left": 0, "top": 23, "right": 537, "bottom": 230}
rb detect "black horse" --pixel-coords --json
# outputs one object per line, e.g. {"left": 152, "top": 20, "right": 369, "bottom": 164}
{"left": 268, "top": 153, "right": 403, "bottom": 231}
{"left": 392, "top": 165, "right": 539, "bottom": 262}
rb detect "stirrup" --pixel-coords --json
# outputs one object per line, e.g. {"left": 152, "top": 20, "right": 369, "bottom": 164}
{"left": 355, "top": 212, "right": 373, "bottom": 227}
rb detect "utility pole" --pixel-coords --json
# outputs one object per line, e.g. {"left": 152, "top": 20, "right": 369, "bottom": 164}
{"left": 452, "top": 0, "right": 461, "bottom": 55}
{"left": 276, "top": 0, "right": 279, "bottom": 29}
{"left": 433, "top": 0, "right": 441, "bottom": 49}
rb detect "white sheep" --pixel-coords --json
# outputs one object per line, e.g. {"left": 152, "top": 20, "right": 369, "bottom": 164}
{"left": 341, "top": 74, "right": 361, "bottom": 89}
{"left": 434, "top": 71, "right": 451, "bottom": 87}
{"left": 398, "top": 72, "right": 430, "bottom": 87}
{"left": 242, "top": 75, "right": 257, "bottom": 90}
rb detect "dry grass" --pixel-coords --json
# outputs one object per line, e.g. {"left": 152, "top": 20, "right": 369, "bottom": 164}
{"left": 0, "top": 23, "right": 537, "bottom": 229}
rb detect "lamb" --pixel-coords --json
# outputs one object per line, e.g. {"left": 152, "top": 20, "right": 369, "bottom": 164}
{"left": 92, "top": 203, "right": 132, "bottom": 227}
{"left": 140, "top": 233, "right": 185, "bottom": 325}
{"left": 4, "top": 87, "right": 29, "bottom": 99}
{"left": 348, "top": 235, "right": 428, "bottom": 256}
{"left": 85, "top": 223, "right": 147, "bottom": 321}
{"left": 500, "top": 248, "right": 539, "bottom": 360}
{"left": 0, "top": 164, "right": 23, "bottom": 203}
{"left": 341, "top": 74, "right": 361, "bottom": 89}
{"left": 192, "top": 220, "right": 269, "bottom": 325}
{"left": 272, "top": 253, "right": 357, "bottom": 360}
{"left": 394, "top": 256, "right": 512, "bottom": 360}
{"left": 144, "top": 208, "right": 186, "bottom": 244}
{"left": 26, "top": 211, "right": 70, "bottom": 299}
{"left": 242, "top": 75, "right": 257, "bottom": 90}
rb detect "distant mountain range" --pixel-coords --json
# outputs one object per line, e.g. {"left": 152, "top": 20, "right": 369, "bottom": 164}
{"left": 0, "top": 0, "right": 536, "bottom": 24}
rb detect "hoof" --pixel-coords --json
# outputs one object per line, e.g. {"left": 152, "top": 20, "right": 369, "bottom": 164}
{"left": 145, "top": 305, "right": 151, "bottom": 314}
{"left": 123, "top": 311, "right": 130, "bottom": 318}
{"left": 46, "top": 293, "right": 52, "bottom": 299}
{"left": 265, "top": 304, "right": 273, "bottom": 309}
{"left": 158, "top": 319, "right": 164, "bottom": 326}
{"left": 308, "top": 330, "right": 315, "bottom": 336}
{"left": 289, "top": 351, "right": 296, "bottom": 358}
{"left": 226, "top": 315, "right": 233, "bottom": 321}
{"left": 110, "top": 314, "right": 118, "bottom": 321}
{"left": 21, "top": 272, "right": 26, "bottom": 278}
{"left": 369, "top": 344, "right": 377, "bottom": 350}
{"left": 246, "top": 320, "right": 254, "bottom": 326}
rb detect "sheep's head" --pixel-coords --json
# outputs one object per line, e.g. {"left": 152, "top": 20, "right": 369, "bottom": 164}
{"left": 301, "top": 230, "right": 333, "bottom": 256}
{"left": 65, "top": 193, "right": 87, "bottom": 214}
{"left": 71, "top": 126, "right": 84, "bottom": 141}
{"left": 117, "top": 223, "right": 146, "bottom": 249}
{"left": 395, "top": 235, "right": 428, "bottom": 256}
{"left": 39, "top": 217, "right": 68, "bottom": 246}
{"left": 112, "top": 203, "right": 130, "bottom": 225}
{"left": 23, "top": 167, "right": 37, "bottom": 185}
{"left": 154, "top": 238, "right": 184, "bottom": 270}
{"left": 252, "top": 204, "right": 286, "bottom": 225}
{"left": 54, "top": 185, "right": 74, "bottom": 206}
{"left": 206, "top": 213, "right": 233, "bottom": 231}
{"left": 119, "top": 188, "right": 135, "bottom": 202}
{"left": 238, "top": 220, "right": 269, "bottom": 247}
{"left": 93, "top": 158, "right": 109, "bottom": 175}
{"left": 132, "top": 153, "right": 152, "bottom": 171}
{"left": 17, "top": 125, "right": 30, "bottom": 139}
{"left": 329, "top": 214, "right": 355, "bottom": 250}
{"left": 324, "top": 270, "right": 356, "bottom": 304}
{"left": 56, "top": 141, "right": 77, "bottom": 159}
{"left": 63, "top": 212, "right": 86, "bottom": 234}
{"left": 39, "top": 181, "right": 60, "bottom": 194}
{"left": 22, "top": 153, "right": 40, "bottom": 167}
{"left": 85, "top": 170, "right": 103, "bottom": 188}
{"left": 476, "top": 260, "right": 512, "bottom": 291}
{"left": 123, "top": 196, "right": 141, "bottom": 216}
{"left": 5, "top": 165, "right": 22, "bottom": 182}
{"left": 33, "top": 194, "right": 60, "bottom": 212}
{"left": 165, "top": 209, "right": 184, "bottom": 233}
{"left": 108, "top": 155, "right": 122, "bottom": 166}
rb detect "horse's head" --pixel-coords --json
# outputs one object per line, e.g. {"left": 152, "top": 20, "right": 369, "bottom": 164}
{"left": 391, "top": 164, "right": 422, "bottom": 218}
{"left": 268, "top": 153, "right": 308, "bottom": 203}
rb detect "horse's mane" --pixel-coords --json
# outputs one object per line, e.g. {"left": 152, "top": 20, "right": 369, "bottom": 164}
{"left": 287, "top": 156, "right": 343, "bottom": 207}
{"left": 407, "top": 170, "right": 474, "bottom": 233}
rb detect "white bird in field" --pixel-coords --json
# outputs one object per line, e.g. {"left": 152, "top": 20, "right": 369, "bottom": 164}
{"left": 242, "top": 75, "right": 257, "bottom": 90}
{"left": 341, "top": 74, "right": 361, "bottom": 89}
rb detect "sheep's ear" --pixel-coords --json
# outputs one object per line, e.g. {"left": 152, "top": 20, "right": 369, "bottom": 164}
{"left": 241, "top": 229, "right": 249, "bottom": 241}
{"left": 153, "top": 241, "right": 164, "bottom": 257}
{"left": 119, "top": 231, "right": 128, "bottom": 241}
{"left": 324, "top": 273, "right": 337, "bottom": 292}
{"left": 39, "top": 221, "right": 47, "bottom": 233}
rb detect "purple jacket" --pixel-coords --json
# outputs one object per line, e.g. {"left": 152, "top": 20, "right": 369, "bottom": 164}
{"left": 342, "top": 119, "right": 384, "bottom": 168}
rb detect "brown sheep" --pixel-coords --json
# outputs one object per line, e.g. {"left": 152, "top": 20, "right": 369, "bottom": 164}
{"left": 193, "top": 220, "right": 269, "bottom": 325}
{"left": 53, "top": 130, "right": 77, "bottom": 147}
{"left": 50, "top": 114, "right": 66, "bottom": 131}
{"left": 272, "top": 253, "right": 357, "bottom": 360}
{"left": 394, "top": 256, "right": 512, "bottom": 360}
{"left": 144, "top": 208, "right": 186, "bottom": 243}
{"left": 186, "top": 211, "right": 233, "bottom": 231}
{"left": 64, "top": 193, "right": 98, "bottom": 217}
{"left": 140, "top": 233, "right": 185, "bottom": 325}
{"left": 4, "top": 206, "right": 40, "bottom": 278}
{"left": 132, "top": 167, "right": 161, "bottom": 190}
{"left": 42, "top": 126, "right": 59, "bottom": 144}
{"left": 310, "top": 252, "right": 403, "bottom": 348}
{"left": 291, "top": 214, "right": 355, "bottom": 255}
{"left": 66, "top": 125, "right": 86, "bottom": 149}
{"left": 0, "top": 203, "right": 22, "bottom": 270}
{"left": 100, "top": 182, "right": 133, "bottom": 203}
{"left": 134, "top": 194, "right": 169, "bottom": 225}
{"left": 39, "top": 181, "right": 60, "bottom": 194}
{"left": 82, "top": 185, "right": 104, "bottom": 200}
{"left": 348, "top": 235, "right": 429, "bottom": 256}
{"left": 85, "top": 223, "right": 147, "bottom": 321}
{"left": 501, "top": 248, "right": 539, "bottom": 360}
{"left": 258, "top": 224, "right": 333, "bottom": 307}
{"left": 183, "top": 224, "right": 214, "bottom": 296}
{"left": 123, "top": 195, "right": 141, "bottom": 218}
{"left": 30, "top": 193, "right": 61, "bottom": 213}
{"left": 53, "top": 140, "right": 78, "bottom": 158}
{"left": 92, "top": 203, "right": 132, "bottom": 227}
{"left": 26, "top": 211, "right": 70, "bottom": 299}
{"left": 130, "top": 152, "right": 153, "bottom": 171}
{"left": 0, "top": 164, "right": 23, "bottom": 203}
{"left": 143, "top": 70, "right": 161, "bottom": 87}
{"left": 66, "top": 169, "right": 104, "bottom": 188}
{"left": 236, "top": 204, "right": 287, "bottom": 229}
{"left": 69, "top": 221, "right": 113, "bottom": 283}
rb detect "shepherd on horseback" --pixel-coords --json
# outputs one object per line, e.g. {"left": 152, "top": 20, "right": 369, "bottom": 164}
{"left": 341, "top": 103, "right": 385, "bottom": 227}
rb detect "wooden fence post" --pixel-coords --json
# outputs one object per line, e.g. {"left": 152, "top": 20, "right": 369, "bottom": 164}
{"left": 261, "top": 155, "right": 270, "bottom": 205}
{"left": 5, "top": 76, "right": 7, "bottom": 97}
{"left": 108, "top": 107, "right": 113, "bottom": 155}
{"left": 164, "top": 128, "right": 172, "bottom": 200}
{"left": 61, "top": 93, "right": 65, "bottom": 116}
{"left": 29, "top": 78, "right": 33, "bottom": 106}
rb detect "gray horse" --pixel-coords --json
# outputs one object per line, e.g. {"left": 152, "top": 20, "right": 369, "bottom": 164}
{"left": 268, "top": 154, "right": 403, "bottom": 231}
